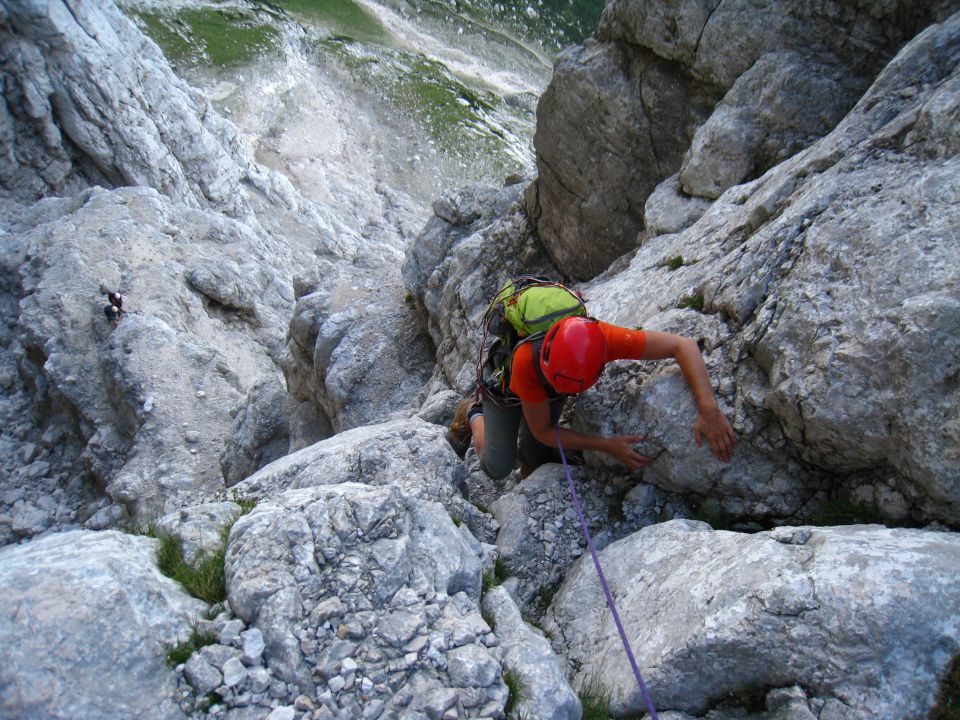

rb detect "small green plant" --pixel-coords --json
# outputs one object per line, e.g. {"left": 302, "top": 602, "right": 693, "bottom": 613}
{"left": 809, "top": 498, "right": 884, "bottom": 526}
{"left": 124, "top": 512, "right": 160, "bottom": 537}
{"left": 577, "top": 679, "right": 646, "bottom": 720}
{"left": 663, "top": 255, "right": 685, "bottom": 270}
{"left": 233, "top": 496, "right": 258, "bottom": 514}
{"left": 482, "top": 557, "right": 511, "bottom": 592}
{"left": 481, "top": 606, "right": 496, "bottom": 631}
{"left": 481, "top": 568, "right": 497, "bottom": 592}
{"left": 678, "top": 293, "right": 705, "bottom": 311}
{"left": 930, "top": 650, "right": 960, "bottom": 720}
{"left": 166, "top": 622, "right": 218, "bottom": 666}
{"left": 156, "top": 531, "right": 228, "bottom": 604}
{"left": 535, "top": 584, "right": 556, "bottom": 614}
{"left": 503, "top": 668, "right": 526, "bottom": 716}
{"left": 579, "top": 679, "right": 611, "bottom": 720}
{"left": 193, "top": 691, "right": 222, "bottom": 714}
{"left": 153, "top": 505, "right": 254, "bottom": 604}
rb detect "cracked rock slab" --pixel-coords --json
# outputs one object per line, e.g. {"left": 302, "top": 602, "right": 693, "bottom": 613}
{"left": 545, "top": 520, "right": 960, "bottom": 718}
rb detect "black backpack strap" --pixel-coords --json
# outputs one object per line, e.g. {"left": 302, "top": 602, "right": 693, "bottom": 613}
{"left": 526, "top": 332, "right": 561, "bottom": 401}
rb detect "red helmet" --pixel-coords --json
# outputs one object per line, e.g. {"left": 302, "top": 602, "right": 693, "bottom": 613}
{"left": 540, "top": 316, "right": 606, "bottom": 394}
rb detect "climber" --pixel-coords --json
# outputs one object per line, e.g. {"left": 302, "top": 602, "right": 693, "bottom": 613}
{"left": 447, "top": 313, "right": 736, "bottom": 480}
{"left": 103, "top": 304, "right": 121, "bottom": 323}
{"left": 103, "top": 290, "right": 125, "bottom": 324}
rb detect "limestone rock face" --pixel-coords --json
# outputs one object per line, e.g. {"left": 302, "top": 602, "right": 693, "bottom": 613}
{"left": 0, "top": 530, "right": 205, "bottom": 720}
{"left": 2, "top": 1, "right": 959, "bottom": 719}
{"left": 402, "top": 180, "right": 559, "bottom": 395}
{"left": 490, "top": 465, "right": 611, "bottom": 613}
{"left": 1, "top": 187, "right": 290, "bottom": 520}
{"left": 0, "top": 0, "right": 436, "bottom": 527}
{"left": 281, "top": 271, "right": 435, "bottom": 438}
{"left": 530, "top": 40, "right": 719, "bottom": 280}
{"left": 481, "top": 586, "right": 580, "bottom": 720}
{"left": 582, "top": 14, "right": 960, "bottom": 524}
{"left": 643, "top": 173, "right": 713, "bottom": 237}
{"left": 221, "top": 377, "right": 294, "bottom": 488}
{"left": 0, "top": 0, "right": 264, "bottom": 214}
{"left": 223, "top": 483, "right": 501, "bottom": 714}
{"left": 679, "top": 52, "right": 863, "bottom": 199}
{"left": 531, "top": 0, "right": 952, "bottom": 279}
{"left": 546, "top": 520, "right": 960, "bottom": 718}
{"left": 231, "top": 417, "right": 496, "bottom": 542}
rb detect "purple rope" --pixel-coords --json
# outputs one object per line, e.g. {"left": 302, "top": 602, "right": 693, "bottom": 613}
{"left": 555, "top": 428, "right": 659, "bottom": 720}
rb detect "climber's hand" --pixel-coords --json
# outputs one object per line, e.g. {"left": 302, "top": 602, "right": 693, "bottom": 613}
{"left": 604, "top": 435, "right": 654, "bottom": 470}
{"left": 694, "top": 408, "right": 737, "bottom": 462}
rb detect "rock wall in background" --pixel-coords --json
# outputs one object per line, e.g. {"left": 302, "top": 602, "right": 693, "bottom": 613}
{"left": 0, "top": 0, "right": 435, "bottom": 528}
{"left": 529, "top": 0, "right": 959, "bottom": 279}
{"left": 0, "top": 530, "right": 206, "bottom": 720}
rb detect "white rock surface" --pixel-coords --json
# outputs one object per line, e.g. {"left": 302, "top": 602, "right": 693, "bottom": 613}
{"left": 546, "top": 520, "right": 960, "bottom": 718}
{"left": 0, "top": 530, "right": 205, "bottom": 719}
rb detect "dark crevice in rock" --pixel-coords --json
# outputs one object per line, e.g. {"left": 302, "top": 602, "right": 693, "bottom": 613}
{"left": 693, "top": 0, "right": 725, "bottom": 70}
{"left": 638, "top": 69, "right": 665, "bottom": 179}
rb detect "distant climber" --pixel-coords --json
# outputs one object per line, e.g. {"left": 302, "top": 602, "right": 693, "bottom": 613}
{"left": 103, "top": 290, "right": 125, "bottom": 324}
{"left": 447, "top": 277, "right": 736, "bottom": 479}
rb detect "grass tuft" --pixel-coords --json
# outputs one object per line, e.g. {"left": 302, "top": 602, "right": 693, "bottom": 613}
{"left": 503, "top": 668, "right": 526, "bottom": 716}
{"left": 678, "top": 293, "right": 704, "bottom": 311}
{"left": 156, "top": 532, "right": 228, "bottom": 604}
{"left": 809, "top": 498, "right": 884, "bottom": 526}
{"left": 166, "top": 621, "right": 218, "bottom": 666}
{"left": 482, "top": 556, "right": 510, "bottom": 592}
{"left": 579, "top": 679, "right": 611, "bottom": 720}
{"left": 481, "top": 606, "right": 496, "bottom": 631}
{"left": 930, "top": 650, "right": 960, "bottom": 720}
{"left": 578, "top": 678, "right": 646, "bottom": 720}
{"left": 153, "top": 505, "right": 253, "bottom": 605}
{"left": 663, "top": 255, "right": 685, "bottom": 270}
{"left": 233, "top": 496, "right": 258, "bottom": 514}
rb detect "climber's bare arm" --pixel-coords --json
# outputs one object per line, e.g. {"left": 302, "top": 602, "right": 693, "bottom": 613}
{"left": 640, "top": 330, "right": 737, "bottom": 461}
{"left": 522, "top": 400, "right": 652, "bottom": 470}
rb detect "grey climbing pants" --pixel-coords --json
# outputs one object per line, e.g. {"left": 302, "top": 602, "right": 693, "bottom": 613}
{"left": 478, "top": 392, "right": 563, "bottom": 480}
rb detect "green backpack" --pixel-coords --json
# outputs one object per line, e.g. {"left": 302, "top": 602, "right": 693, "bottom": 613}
{"left": 477, "top": 276, "right": 587, "bottom": 395}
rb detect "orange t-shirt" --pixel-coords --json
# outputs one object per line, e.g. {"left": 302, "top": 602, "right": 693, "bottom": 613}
{"left": 508, "top": 321, "right": 647, "bottom": 402}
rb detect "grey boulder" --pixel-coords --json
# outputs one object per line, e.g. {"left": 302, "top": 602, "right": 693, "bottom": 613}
{"left": 545, "top": 520, "right": 960, "bottom": 718}
{"left": 0, "top": 530, "right": 206, "bottom": 720}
